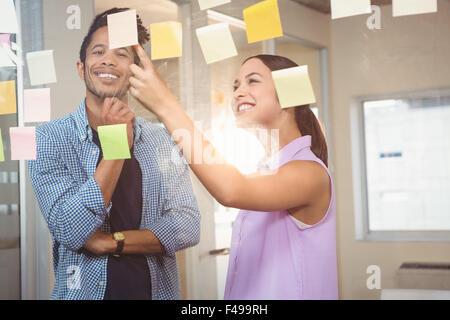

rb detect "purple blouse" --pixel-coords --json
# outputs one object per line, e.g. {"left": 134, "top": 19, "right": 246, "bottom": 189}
{"left": 224, "top": 135, "right": 338, "bottom": 300}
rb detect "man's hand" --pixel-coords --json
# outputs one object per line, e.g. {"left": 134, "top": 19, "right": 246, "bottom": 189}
{"left": 83, "top": 229, "right": 116, "bottom": 255}
{"left": 101, "top": 97, "right": 136, "bottom": 149}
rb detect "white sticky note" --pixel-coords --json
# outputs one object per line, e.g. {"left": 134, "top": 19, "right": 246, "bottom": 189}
{"left": 331, "top": 0, "right": 372, "bottom": 20}
{"left": 393, "top": 0, "right": 437, "bottom": 17}
{"left": 196, "top": 23, "right": 237, "bottom": 64}
{"left": 0, "top": 44, "right": 14, "bottom": 67}
{"left": 26, "top": 50, "right": 57, "bottom": 86}
{"left": 272, "top": 66, "right": 316, "bottom": 109}
{"left": 198, "top": 0, "right": 231, "bottom": 10}
{"left": 107, "top": 9, "right": 138, "bottom": 50}
{"left": 0, "top": 0, "right": 19, "bottom": 34}
{"left": 24, "top": 88, "right": 51, "bottom": 123}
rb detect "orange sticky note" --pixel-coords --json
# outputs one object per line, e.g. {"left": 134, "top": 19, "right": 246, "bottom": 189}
{"left": 0, "top": 80, "right": 16, "bottom": 115}
{"left": 243, "top": 0, "right": 283, "bottom": 44}
{"left": 10, "top": 127, "right": 36, "bottom": 160}
{"left": 150, "top": 21, "right": 182, "bottom": 60}
{"left": 24, "top": 88, "right": 51, "bottom": 123}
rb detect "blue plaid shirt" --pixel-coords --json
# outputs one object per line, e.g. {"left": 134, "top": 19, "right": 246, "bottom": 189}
{"left": 28, "top": 99, "right": 201, "bottom": 300}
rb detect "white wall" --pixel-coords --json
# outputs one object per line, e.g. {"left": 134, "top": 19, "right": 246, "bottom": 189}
{"left": 330, "top": 0, "right": 450, "bottom": 299}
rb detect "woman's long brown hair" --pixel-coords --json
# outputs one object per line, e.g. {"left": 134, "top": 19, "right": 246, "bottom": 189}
{"left": 243, "top": 54, "right": 329, "bottom": 167}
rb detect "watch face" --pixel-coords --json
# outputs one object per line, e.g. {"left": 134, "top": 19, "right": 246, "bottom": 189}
{"left": 114, "top": 232, "right": 125, "bottom": 241}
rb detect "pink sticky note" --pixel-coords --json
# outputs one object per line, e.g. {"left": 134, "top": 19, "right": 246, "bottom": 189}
{"left": 0, "top": 34, "right": 11, "bottom": 47}
{"left": 10, "top": 127, "right": 36, "bottom": 160}
{"left": 24, "top": 88, "right": 51, "bottom": 123}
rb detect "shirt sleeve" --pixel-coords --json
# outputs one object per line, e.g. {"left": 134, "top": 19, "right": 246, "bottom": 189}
{"left": 28, "top": 128, "right": 109, "bottom": 251}
{"left": 145, "top": 128, "right": 201, "bottom": 257}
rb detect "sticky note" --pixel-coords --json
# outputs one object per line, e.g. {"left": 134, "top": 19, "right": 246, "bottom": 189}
{"left": 26, "top": 50, "right": 57, "bottom": 86}
{"left": 0, "top": 34, "right": 11, "bottom": 47}
{"left": 0, "top": 45, "right": 14, "bottom": 67}
{"left": 0, "top": 129, "right": 4, "bottom": 162}
{"left": 0, "top": 0, "right": 19, "bottom": 34}
{"left": 330, "top": 0, "right": 372, "bottom": 20}
{"left": 0, "top": 80, "right": 16, "bottom": 115}
{"left": 10, "top": 127, "right": 36, "bottom": 160}
{"left": 107, "top": 9, "right": 138, "bottom": 50}
{"left": 98, "top": 124, "right": 131, "bottom": 160}
{"left": 393, "top": 0, "right": 437, "bottom": 17}
{"left": 243, "top": 0, "right": 283, "bottom": 44}
{"left": 150, "top": 22, "right": 182, "bottom": 60}
{"left": 198, "top": 0, "right": 231, "bottom": 10}
{"left": 272, "top": 65, "right": 316, "bottom": 108}
{"left": 196, "top": 23, "right": 237, "bottom": 64}
{"left": 24, "top": 88, "right": 51, "bottom": 123}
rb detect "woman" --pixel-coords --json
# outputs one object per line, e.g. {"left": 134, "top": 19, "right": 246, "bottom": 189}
{"left": 129, "top": 45, "right": 338, "bottom": 300}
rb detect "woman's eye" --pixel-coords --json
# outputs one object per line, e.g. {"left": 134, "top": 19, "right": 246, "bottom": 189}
{"left": 93, "top": 51, "right": 103, "bottom": 56}
{"left": 248, "top": 79, "right": 258, "bottom": 84}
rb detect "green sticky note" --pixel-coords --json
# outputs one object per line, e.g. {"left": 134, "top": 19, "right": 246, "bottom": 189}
{"left": 0, "top": 129, "right": 4, "bottom": 162}
{"left": 97, "top": 124, "right": 131, "bottom": 160}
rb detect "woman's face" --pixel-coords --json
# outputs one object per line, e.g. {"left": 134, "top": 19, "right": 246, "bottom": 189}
{"left": 232, "top": 58, "right": 282, "bottom": 128}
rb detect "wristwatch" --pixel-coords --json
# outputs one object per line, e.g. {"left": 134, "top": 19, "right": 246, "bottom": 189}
{"left": 112, "top": 232, "right": 125, "bottom": 257}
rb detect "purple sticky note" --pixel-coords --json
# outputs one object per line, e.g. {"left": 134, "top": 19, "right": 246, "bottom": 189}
{"left": 10, "top": 127, "right": 36, "bottom": 160}
{"left": 24, "top": 88, "right": 51, "bottom": 123}
{"left": 0, "top": 34, "right": 11, "bottom": 47}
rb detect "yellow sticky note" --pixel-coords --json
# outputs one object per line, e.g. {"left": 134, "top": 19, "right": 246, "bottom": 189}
{"left": 243, "top": 0, "right": 283, "bottom": 44}
{"left": 0, "top": 129, "right": 4, "bottom": 162}
{"left": 272, "top": 66, "right": 316, "bottom": 109}
{"left": 0, "top": 80, "right": 17, "bottom": 115}
{"left": 196, "top": 23, "right": 237, "bottom": 64}
{"left": 107, "top": 9, "right": 138, "bottom": 50}
{"left": 98, "top": 124, "right": 131, "bottom": 160}
{"left": 331, "top": 0, "right": 372, "bottom": 19}
{"left": 198, "top": 0, "right": 231, "bottom": 10}
{"left": 150, "top": 22, "right": 182, "bottom": 60}
{"left": 393, "top": 0, "right": 437, "bottom": 17}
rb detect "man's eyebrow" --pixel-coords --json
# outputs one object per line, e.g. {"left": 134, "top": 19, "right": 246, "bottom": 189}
{"left": 90, "top": 44, "right": 106, "bottom": 51}
{"left": 245, "top": 72, "right": 262, "bottom": 79}
{"left": 116, "top": 47, "right": 132, "bottom": 54}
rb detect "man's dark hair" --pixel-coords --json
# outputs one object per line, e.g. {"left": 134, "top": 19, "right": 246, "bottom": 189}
{"left": 79, "top": 7, "right": 150, "bottom": 64}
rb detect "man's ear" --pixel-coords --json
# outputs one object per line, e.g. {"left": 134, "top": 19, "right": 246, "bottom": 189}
{"left": 76, "top": 61, "right": 85, "bottom": 81}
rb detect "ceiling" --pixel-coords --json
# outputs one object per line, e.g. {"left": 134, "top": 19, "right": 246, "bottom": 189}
{"left": 291, "top": 0, "right": 393, "bottom": 14}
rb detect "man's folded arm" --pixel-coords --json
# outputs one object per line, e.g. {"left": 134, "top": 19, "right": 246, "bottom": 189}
{"left": 28, "top": 130, "right": 109, "bottom": 251}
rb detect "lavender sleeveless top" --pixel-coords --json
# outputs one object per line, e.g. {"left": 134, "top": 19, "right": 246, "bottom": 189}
{"left": 224, "top": 135, "right": 338, "bottom": 300}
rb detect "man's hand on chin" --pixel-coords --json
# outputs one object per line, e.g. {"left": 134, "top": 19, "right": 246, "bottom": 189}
{"left": 101, "top": 97, "right": 136, "bottom": 149}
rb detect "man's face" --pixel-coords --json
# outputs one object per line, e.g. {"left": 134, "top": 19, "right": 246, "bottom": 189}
{"left": 78, "top": 26, "right": 134, "bottom": 100}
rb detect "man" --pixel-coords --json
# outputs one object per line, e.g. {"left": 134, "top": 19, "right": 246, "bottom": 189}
{"left": 28, "top": 8, "right": 200, "bottom": 300}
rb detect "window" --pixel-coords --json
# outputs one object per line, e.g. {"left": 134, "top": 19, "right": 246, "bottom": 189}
{"left": 353, "top": 91, "right": 450, "bottom": 241}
